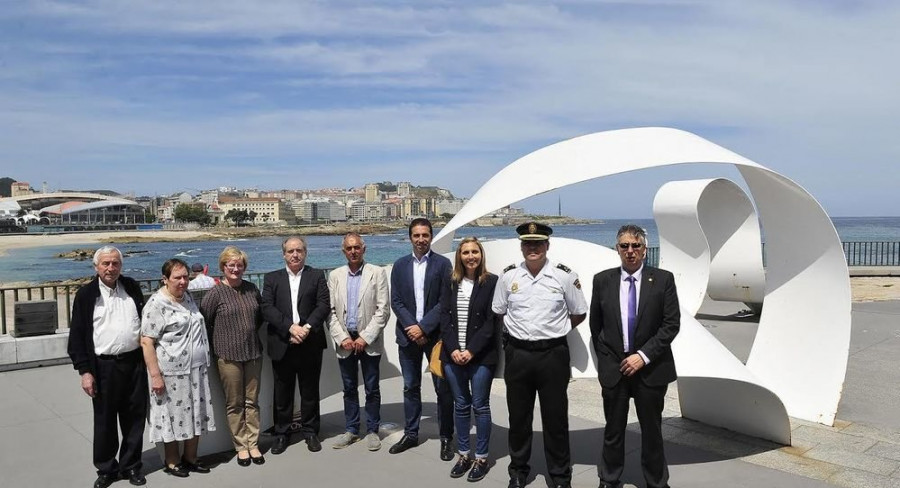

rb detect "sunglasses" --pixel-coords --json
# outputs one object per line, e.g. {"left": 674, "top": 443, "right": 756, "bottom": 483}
{"left": 617, "top": 242, "right": 644, "bottom": 250}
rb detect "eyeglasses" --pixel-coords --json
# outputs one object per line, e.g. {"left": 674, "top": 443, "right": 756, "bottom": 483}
{"left": 224, "top": 264, "right": 245, "bottom": 270}
{"left": 617, "top": 242, "right": 644, "bottom": 250}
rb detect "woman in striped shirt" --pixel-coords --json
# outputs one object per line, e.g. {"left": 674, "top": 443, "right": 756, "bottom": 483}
{"left": 441, "top": 237, "right": 500, "bottom": 482}
{"left": 200, "top": 246, "right": 265, "bottom": 467}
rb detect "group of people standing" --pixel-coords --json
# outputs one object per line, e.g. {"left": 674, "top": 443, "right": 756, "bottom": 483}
{"left": 68, "top": 218, "right": 680, "bottom": 488}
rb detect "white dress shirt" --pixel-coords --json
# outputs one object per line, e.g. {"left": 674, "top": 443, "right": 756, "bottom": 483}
{"left": 92, "top": 280, "right": 141, "bottom": 355}
{"left": 620, "top": 265, "right": 649, "bottom": 364}
{"left": 412, "top": 251, "right": 430, "bottom": 323}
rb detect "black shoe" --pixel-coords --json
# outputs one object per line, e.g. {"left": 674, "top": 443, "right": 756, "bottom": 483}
{"left": 553, "top": 483, "right": 571, "bottom": 488}
{"left": 306, "top": 435, "right": 322, "bottom": 452}
{"left": 121, "top": 469, "right": 146, "bottom": 486}
{"left": 468, "top": 458, "right": 489, "bottom": 482}
{"left": 450, "top": 454, "right": 473, "bottom": 478}
{"left": 388, "top": 435, "right": 418, "bottom": 454}
{"left": 237, "top": 455, "right": 251, "bottom": 467}
{"left": 597, "top": 482, "right": 617, "bottom": 488}
{"left": 94, "top": 474, "right": 118, "bottom": 488}
{"left": 440, "top": 438, "right": 454, "bottom": 461}
{"left": 180, "top": 459, "right": 210, "bottom": 474}
{"left": 163, "top": 464, "right": 189, "bottom": 478}
{"left": 271, "top": 435, "right": 288, "bottom": 455}
{"left": 508, "top": 477, "right": 526, "bottom": 488}
{"left": 250, "top": 454, "right": 266, "bottom": 465}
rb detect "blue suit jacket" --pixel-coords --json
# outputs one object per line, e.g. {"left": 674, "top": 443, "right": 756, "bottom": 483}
{"left": 390, "top": 252, "right": 452, "bottom": 347}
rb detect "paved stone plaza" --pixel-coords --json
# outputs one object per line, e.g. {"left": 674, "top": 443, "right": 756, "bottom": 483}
{"left": 0, "top": 299, "right": 897, "bottom": 487}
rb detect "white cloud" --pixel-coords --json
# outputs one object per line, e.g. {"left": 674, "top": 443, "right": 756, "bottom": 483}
{"left": 2, "top": 1, "right": 899, "bottom": 216}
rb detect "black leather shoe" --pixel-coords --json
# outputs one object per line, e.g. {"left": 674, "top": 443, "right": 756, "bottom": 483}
{"left": 508, "top": 477, "right": 526, "bottom": 488}
{"left": 388, "top": 435, "right": 419, "bottom": 454}
{"left": 94, "top": 474, "right": 118, "bottom": 488}
{"left": 306, "top": 435, "right": 322, "bottom": 452}
{"left": 468, "top": 458, "right": 489, "bottom": 482}
{"left": 122, "top": 469, "right": 146, "bottom": 486}
{"left": 237, "top": 455, "right": 251, "bottom": 467}
{"left": 440, "top": 438, "right": 454, "bottom": 461}
{"left": 163, "top": 464, "right": 189, "bottom": 478}
{"left": 450, "top": 454, "right": 473, "bottom": 478}
{"left": 250, "top": 454, "right": 266, "bottom": 465}
{"left": 180, "top": 459, "right": 211, "bottom": 474}
{"left": 553, "top": 483, "right": 571, "bottom": 488}
{"left": 271, "top": 435, "right": 288, "bottom": 455}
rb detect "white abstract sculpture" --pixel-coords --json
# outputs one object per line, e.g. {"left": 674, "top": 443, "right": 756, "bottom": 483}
{"left": 653, "top": 178, "right": 766, "bottom": 315}
{"left": 433, "top": 127, "right": 851, "bottom": 444}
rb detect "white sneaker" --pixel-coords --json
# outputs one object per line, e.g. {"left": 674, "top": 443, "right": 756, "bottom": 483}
{"left": 365, "top": 432, "right": 382, "bottom": 451}
{"left": 332, "top": 432, "right": 359, "bottom": 449}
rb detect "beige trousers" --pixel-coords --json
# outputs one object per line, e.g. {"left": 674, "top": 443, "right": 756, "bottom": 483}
{"left": 217, "top": 357, "right": 262, "bottom": 452}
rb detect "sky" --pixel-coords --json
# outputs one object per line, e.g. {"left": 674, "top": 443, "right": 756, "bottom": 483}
{"left": 1, "top": 0, "right": 898, "bottom": 218}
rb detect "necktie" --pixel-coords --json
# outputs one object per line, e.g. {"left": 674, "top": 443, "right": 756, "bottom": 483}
{"left": 626, "top": 276, "right": 637, "bottom": 352}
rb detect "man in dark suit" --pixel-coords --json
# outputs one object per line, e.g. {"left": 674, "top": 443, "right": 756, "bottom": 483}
{"left": 590, "top": 225, "right": 680, "bottom": 488}
{"left": 389, "top": 217, "right": 455, "bottom": 460}
{"left": 67, "top": 246, "right": 148, "bottom": 488}
{"left": 261, "top": 236, "right": 331, "bottom": 455}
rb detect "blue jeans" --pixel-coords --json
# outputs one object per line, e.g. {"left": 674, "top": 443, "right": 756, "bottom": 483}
{"left": 337, "top": 352, "right": 381, "bottom": 435}
{"left": 397, "top": 341, "right": 454, "bottom": 439}
{"left": 443, "top": 361, "right": 494, "bottom": 458}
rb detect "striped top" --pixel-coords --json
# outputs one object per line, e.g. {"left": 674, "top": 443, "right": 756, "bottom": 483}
{"left": 456, "top": 278, "right": 474, "bottom": 351}
{"left": 200, "top": 280, "right": 263, "bottom": 362}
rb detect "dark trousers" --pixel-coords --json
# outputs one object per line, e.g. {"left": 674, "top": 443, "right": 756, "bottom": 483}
{"left": 600, "top": 375, "right": 669, "bottom": 488}
{"left": 504, "top": 342, "right": 571, "bottom": 485}
{"left": 397, "top": 340, "right": 454, "bottom": 440}
{"left": 272, "top": 345, "right": 323, "bottom": 437}
{"left": 337, "top": 350, "right": 382, "bottom": 435}
{"left": 92, "top": 354, "right": 148, "bottom": 476}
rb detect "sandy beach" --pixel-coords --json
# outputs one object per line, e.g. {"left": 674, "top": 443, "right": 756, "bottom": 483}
{"left": 0, "top": 230, "right": 216, "bottom": 257}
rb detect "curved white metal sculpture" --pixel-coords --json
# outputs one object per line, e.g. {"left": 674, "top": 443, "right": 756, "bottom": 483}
{"left": 433, "top": 127, "right": 851, "bottom": 443}
{"left": 653, "top": 178, "right": 766, "bottom": 315}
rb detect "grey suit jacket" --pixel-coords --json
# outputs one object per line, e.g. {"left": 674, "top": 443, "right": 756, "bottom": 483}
{"left": 327, "top": 263, "right": 391, "bottom": 358}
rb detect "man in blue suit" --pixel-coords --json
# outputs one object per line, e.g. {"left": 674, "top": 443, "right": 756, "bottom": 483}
{"left": 389, "top": 217, "right": 455, "bottom": 461}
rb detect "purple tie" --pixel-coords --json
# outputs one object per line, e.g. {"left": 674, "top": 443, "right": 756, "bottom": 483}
{"left": 626, "top": 276, "right": 637, "bottom": 352}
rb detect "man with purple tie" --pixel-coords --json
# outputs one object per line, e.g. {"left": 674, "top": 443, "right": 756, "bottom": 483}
{"left": 589, "top": 224, "right": 681, "bottom": 488}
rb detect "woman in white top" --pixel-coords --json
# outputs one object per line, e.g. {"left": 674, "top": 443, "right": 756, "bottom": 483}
{"left": 440, "top": 237, "right": 500, "bottom": 482}
{"left": 140, "top": 258, "right": 216, "bottom": 478}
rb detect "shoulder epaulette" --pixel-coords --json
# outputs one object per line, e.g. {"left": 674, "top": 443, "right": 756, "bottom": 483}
{"left": 556, "top": 263, "right": 572, "bottom": 273}
{"left": 503, "top": 264, "right": 516, "bottom": 273}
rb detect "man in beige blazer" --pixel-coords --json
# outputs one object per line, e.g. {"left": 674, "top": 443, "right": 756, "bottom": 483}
{"left": 328, "top": 232, "right": 391, "bottom": 451}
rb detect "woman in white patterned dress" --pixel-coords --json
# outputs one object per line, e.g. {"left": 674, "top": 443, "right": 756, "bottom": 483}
{"left": 140, "top": 258, "right": 216, "bottom": 478}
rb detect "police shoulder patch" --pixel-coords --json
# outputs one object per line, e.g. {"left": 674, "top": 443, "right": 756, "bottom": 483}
{"left": 556, "top": 263, "right": 572, "bottom": 273}
{"left": 503, "top": 264, "right": 516, "bottom": 273}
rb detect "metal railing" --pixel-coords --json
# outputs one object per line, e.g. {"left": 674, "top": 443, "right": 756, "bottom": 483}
{"left": 843, "top": 241, "right": 900, "bottom": 266}
{"left": 0, "top": 272, "right": 269, "bottom": 336}
{"left": 2, "top": 241, "right": 899, "bottom": 335}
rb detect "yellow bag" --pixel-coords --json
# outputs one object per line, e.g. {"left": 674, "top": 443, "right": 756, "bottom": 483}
{"left": 429, "top": 340, "right": 444, "bottom": 378}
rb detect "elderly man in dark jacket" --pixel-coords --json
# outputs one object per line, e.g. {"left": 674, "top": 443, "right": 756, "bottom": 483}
{"left": 67, "top": 246, "right": 148, "bottom": 488}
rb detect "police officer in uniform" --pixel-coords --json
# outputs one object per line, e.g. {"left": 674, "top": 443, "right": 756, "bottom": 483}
{"left": 492, "top": 222, "right": 588, "bottom": 488}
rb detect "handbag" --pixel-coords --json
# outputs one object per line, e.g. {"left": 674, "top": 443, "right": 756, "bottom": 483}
{"left": 428, "top": 339, "right": 444, "bottom": 378}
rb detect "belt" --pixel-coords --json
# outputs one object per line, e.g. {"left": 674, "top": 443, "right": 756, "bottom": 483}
{"left": 97, "top": 348, "right": 143, "bottom": 361}
{"left": 504, "top": 334, "right": 567, "bottom": 351}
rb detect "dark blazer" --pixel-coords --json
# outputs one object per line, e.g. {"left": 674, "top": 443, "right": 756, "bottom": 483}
{"left": 390, "top": 252, "right": 452, "bottom": 347}
{"left": 589, "top": 266, "right": 680, "bottom": 388}
{"left": 440, "top": 274, "right": 500, "bottom": 366}
{"left": 67, "top": 275, "right": 146, "bottom": 377}
{"left": 261, "top": 266, "right": 331, "bottom": 361}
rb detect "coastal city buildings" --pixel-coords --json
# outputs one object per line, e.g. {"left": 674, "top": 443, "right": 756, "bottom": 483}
{"left": 0, "top": 179, "right": 525, "bottom": 228}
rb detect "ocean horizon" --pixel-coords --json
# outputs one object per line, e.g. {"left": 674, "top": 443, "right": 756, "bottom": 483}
{"left": 3, "top": 216, "right": 900, "bottom": 285}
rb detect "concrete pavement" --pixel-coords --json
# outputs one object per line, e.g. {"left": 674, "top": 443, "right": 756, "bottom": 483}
{"left": 1, "top": 299, "right": 898, "bottom": 487}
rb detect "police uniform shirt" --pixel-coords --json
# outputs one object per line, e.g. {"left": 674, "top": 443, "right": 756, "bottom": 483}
{"left": 492, "top": 260, "right": 588, "bottom": 341}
